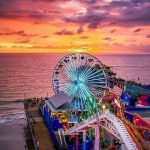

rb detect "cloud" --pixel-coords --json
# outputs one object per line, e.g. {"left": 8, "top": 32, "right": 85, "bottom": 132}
{"left": 0, "top": 30, "right": 37, "bottom": 37}
{"left": 55, "top": 29, "right": 74, "bottom": 35}
{"left": 110, "top": 29, "right": 116, "bottom": 33}
{"left": 64, "top": 9, "right": 108, "bottom": 29}
{"left": 63, "top": 0, "right": 150, "bottom": 28}
{"left": 15, "top": 39, "right": 31, "bottom": 43}
{"left": 1, "top": 0, "right": 150, "bottom": 28}
{"left": 40, "top": 35, "right": 49, "bottom": 38}
{"left": 103, "top": 37, "right": 113, "bottom": 41}
{"left": 80, "top": 36, "right": 88, "bottom": 39}
{"left": 111, "top": 43, "right": 150, "bottom": 54}
{"left": 133, "top": 28, "right": 142, "bottom": 32}
{"left": 146, "top": 34, "right": 150, "bottom": 38}
{"left": 77, "top": 26, "right": 83, "bottom": 34}
{"left": 0, "top": 0, "right": 61, "bottom": 22}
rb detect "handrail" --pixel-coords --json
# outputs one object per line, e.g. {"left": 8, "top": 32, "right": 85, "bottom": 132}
{"left": 102, "top": 112, "right": 138, "bottom": 150}
{"left": 124, "top": 123, "right": 143, "bottom": 150}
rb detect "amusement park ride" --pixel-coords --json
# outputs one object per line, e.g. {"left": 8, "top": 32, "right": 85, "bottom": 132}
{"left": 40, "top": 53, "right": 150, "bottom": 150}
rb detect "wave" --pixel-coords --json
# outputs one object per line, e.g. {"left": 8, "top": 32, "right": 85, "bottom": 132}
{"left": 0, "top": 107, "right": 24, "bottom": 110}
{"left": 0, "top": 99, "right": 24, "bottom": 105}
{"left": 0, "top": 112, "right": 26, "bottom": 124}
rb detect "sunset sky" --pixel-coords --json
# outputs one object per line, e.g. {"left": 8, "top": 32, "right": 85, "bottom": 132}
{"left": 0, "top": 0, "right": 150, "bottom": 54}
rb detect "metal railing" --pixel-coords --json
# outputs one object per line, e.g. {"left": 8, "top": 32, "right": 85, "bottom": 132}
{"left": 65, "top": 110, "right": 104, "bottom": 135}
{"left": 65, "top": 110, "right": 139, "bottom": 150}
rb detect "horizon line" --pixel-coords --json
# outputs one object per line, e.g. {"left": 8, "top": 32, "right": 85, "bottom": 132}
{"left": 0, "top": 52, "right": 150, "bottom": 55}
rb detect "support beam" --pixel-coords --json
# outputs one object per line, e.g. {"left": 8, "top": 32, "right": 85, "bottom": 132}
{"left": 82, "top": 130, "right": 87, "bottom": 150}
{"left": 94, "top": 125, "right": 100, "bottom": 150}
{"left": 75, "top": 134, "right": 79, "bottom": 150}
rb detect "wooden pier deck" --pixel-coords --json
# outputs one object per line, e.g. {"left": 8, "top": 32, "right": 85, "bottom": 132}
{"left": 25, "top": 100, "right": 56, "bottom": 150}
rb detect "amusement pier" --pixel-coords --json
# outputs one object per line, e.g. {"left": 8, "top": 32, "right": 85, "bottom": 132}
{"left": 24, "top": 53, "right": 150, "bottom": 150}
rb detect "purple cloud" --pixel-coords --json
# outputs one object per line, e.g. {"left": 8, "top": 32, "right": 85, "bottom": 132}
{"left": 0, "top": 0, "right": 61, "bottom": 21}
{"left": 64, "top": 0, "right": 150, "bottom": 28}
{"left": 0, "top": 0, "right": 150, "bottom": 29}
{"left": 77, "top": 26, "right": 83, "bottom": 34}
{"left": 55, "top": 29, "right": 74, "bottom": 35}
{"left": 64, "top": 9, "right": 108, "bottom": 29}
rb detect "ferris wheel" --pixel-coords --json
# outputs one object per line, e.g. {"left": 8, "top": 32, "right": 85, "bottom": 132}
{"left": 52, "top": 53, "right": 108, "bottom": 102}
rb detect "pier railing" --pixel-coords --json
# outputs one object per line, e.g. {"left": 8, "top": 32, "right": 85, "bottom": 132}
{"left": 24, "top": 101, "right": 39, "bottom": 150}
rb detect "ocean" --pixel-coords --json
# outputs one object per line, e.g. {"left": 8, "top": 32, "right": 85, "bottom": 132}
{"left": 0, "top": 53, "right": 150, "bottom": 124}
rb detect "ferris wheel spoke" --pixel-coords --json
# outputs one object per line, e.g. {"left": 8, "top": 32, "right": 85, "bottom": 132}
{"left": 86, "top": 78, "right": 105, "bottom": 82}
{"left": 68, "top": 84, "right": 78, "bottom": 97}
{"left": 79, "top": 56, "right": 95, "bottom": 78}
{"left": 85, "top": 75, "right": 105, "bottom": 81}
{"left": 62, "top": 60, "right": 76, "bottom": 80}
{"left": 63, "top": 84, "right": 73, "bottom": 95}
{"left": 82, "top": 66, "right": 95, "bottom": 77}
{"left": 91, "top": 85, "right": 106, "bottom": 90}
{"left": 54, "top": 83, "right": 71, "bottom": 91}
{"left": 80, "top": 88, "right": 87, "bottom": 100}
{"left": 65, "top": 67, "right": 76, "bottom": 80}
{"left": 90, "top": 85, "right": 107, "bottom": 90}
{"left": 87, "top": 80, "right": 106, "bottom": 84}
{"left": 74, "top": 53, "right": 79, "bottom": 78}
{"left": 91, "top": 88, "right": 104, "bottom": 95}
{"left": 77, "top": 54, "right": 80, "bottom": 77}
{"left": 66, "top": 54, "right": 77, "bottom": 79}
{"left": 61, "top": 64, "right": 72, "bottom": 78}
{"left": 57, "top": 83, "right": 71, "bottom": 88}
{"left": 77, "top": 83, "right": 88, "bottom": 99}
{"left": 66, "top": 84, "right": 77, "bottom": 97}
{"left": 84, "top": 69, "right": 103, "bottom": 80}
{"left": 80, "top": 63, "right": 94, "bottom": 78}
{"left": 79, "top": 66, "right": 89, "bottom": 79}
{"left": 68, "top": 55, "right": 80, "bottom": 81}
{"left": 57, "top": 79, "right": 71, "bottom": 84}
{"left": 86, "top": 71, "right": 104, "bottom": 79}
{"left": 80, "top": 59, "right": 98, "bottom": 77}
{"left": 67, "top": 57, "right": 76, "bottom": 75}
{"left": 78, "top": 53, "right": 84, "bottom": 69}
{"left": 81, "top": 84, "right": 93, "bottom": 98}
{"left": 86, "top": 74, "right": 106, "bottom": 81}
{"left": 80, "top": 68, "right": 97, "bottom": 81}
{"left": 60, "top": 73, "right": 70, "bottom": 82}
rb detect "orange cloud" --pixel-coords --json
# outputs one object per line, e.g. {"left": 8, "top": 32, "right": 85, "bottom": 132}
{"left": 0, "top": 0, "right": 150, "bottom": 54}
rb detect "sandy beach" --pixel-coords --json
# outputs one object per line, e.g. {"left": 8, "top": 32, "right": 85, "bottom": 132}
{"left": 0, "top": 119, "right": 27, "bottom": 150}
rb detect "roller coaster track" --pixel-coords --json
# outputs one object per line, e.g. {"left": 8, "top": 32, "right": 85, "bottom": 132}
{"left": 64, "top": 111, "right": 139, "bottom": 150}
{"left": 121, "top": 117, "right": 148, "bottom": 150}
